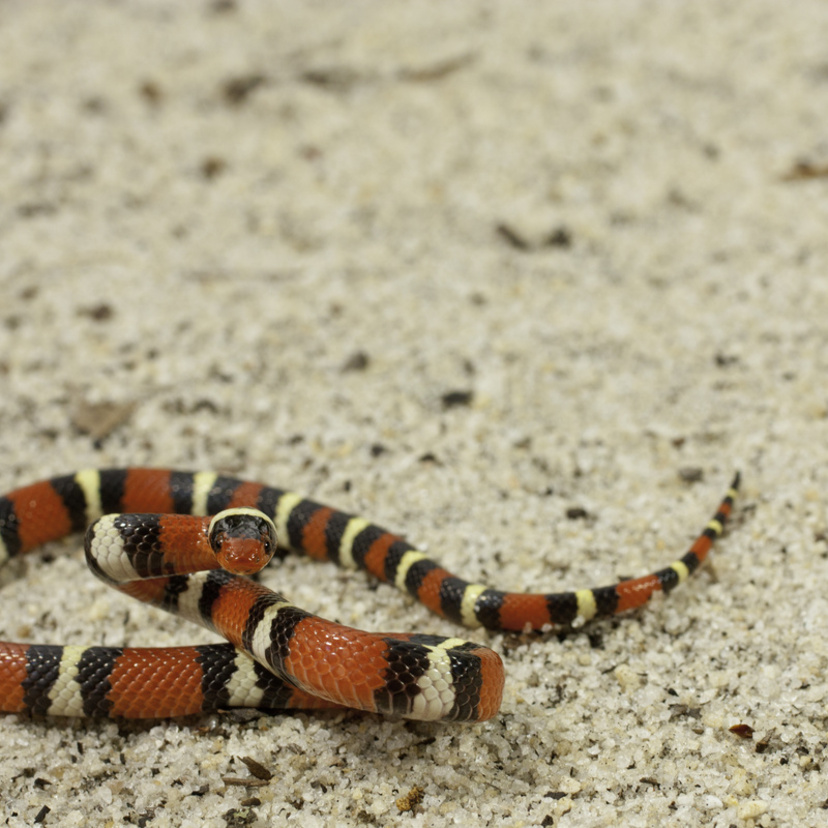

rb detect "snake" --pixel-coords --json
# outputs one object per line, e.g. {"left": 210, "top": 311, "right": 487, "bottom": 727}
{"left": 0, "top": 468, "right": 739, "bottom": 722}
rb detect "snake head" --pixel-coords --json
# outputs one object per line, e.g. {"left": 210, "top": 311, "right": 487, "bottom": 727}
{"left": 208, "top": 508, "right": 277, "bottom": 575}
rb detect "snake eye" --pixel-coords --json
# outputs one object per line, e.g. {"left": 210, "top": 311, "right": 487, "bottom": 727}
{"left": 260, "top": 523, "right": 276, "bottom": 555}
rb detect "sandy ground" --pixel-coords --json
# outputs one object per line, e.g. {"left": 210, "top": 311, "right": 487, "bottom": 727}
{"left": 1, "top": 1, "right": 828, "bottom": 826}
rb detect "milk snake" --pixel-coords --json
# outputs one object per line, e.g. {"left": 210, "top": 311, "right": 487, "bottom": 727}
{"left": 0, "top": 468, "right": 738, "bottom": 722}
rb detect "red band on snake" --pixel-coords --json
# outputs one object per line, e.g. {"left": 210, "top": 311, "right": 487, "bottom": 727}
{"left": 0, "top": 469, "right": 739, "bottom": 721}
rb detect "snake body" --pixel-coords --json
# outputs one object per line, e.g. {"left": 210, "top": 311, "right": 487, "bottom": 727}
{"left": 0, "top": 468, "right": 738, "bottom": 721}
